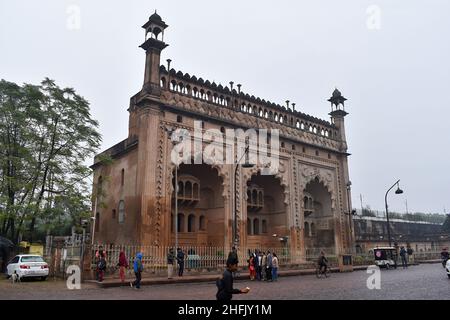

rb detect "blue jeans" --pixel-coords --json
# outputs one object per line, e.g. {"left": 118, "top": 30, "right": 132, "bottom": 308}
{"left": 272, "top": 267, "right": 278, "bottom": 281}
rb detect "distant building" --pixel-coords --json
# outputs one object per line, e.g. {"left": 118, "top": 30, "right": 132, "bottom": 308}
{"left": 354, "top": 215, "right": 450, "bottom": 253}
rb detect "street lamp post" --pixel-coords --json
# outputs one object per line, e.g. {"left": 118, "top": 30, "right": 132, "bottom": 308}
{"left": 385, "top": 180, "right": 404, "bottom": 247}
{"left": 345, "top": 181, "right": 354, "bottom": 252}
{"left": 166, "top": 127, "right": 179, "bottom": 250}
{"left": 233, "top": 146, "right": 254, "bottom": 248}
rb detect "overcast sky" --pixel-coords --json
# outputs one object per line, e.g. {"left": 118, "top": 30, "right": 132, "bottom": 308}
{"left": 1, "top": 1, "right": 449, "bottom": 214}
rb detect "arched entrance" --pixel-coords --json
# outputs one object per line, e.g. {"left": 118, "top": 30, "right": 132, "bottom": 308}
{"left": 171, "top": 164, "right": 225, "bottom": 246}
{"left": 303, "top": 177, "right": 336, "bottom": 255}
{"left": 246, "top": 173, "right": 288, "bottom": 248}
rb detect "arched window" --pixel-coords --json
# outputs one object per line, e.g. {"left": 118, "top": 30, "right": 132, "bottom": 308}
{"left": 311, "top": 223, "right": 316, "bottom": 236}
{"left": 262, "top": 220, "right": 267, "bottom": 234}
{"left": 95, "top": 212, "right": 100, "bottom": 232}
{"left": 304, "top": 222, "right": 310, "bottom": 237}
{"left": 185, "top": 181, "right": 192, "bottom": 198}
{"left": 97, "top": 176, "right": 103, "bottom": 198}
{"left": 247, "top": 190, "right": 251, "bottom": 204}
{"left": 252, "top": 190, "right": 258, "bottom": 205}
{"left": 177, "top": 213, "right": 185, "bottom": 232}
{"left": 259, "top": 192, "right": 263, "bottom": 205}
{"left": 118, "top": 200, "right": 125, "bottom": 224}
{"left": 193, "top": 183, "right": 199, "bottom": 199}
{"left": 247, "top": 218, "right": 252, "bottom": 235}
{"left": 188, "top": 214, "right": 195, "bottom": 232}
{"left": 199, "top": 216, "right": 205, "bottom": 231}
{"left": 253, "top": 219, "right": 260, "bottom": 235}
{"left": 178, "top": 181, "right": 184, "bottom": 197}
{"left": 121, "top": 169, "right": 125, "bottom": 187}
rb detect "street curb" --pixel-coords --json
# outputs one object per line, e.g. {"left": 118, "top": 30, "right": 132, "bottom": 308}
{"left": 87, "top": 262, "right": 431, "bottom": 288}
{"left": 87, "top": 266, "right": 366, "bottom": 288}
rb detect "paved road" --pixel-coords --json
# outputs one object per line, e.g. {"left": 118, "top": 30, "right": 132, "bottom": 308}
{"left": 0, "top": 263, "right": 448, "bottom": 300}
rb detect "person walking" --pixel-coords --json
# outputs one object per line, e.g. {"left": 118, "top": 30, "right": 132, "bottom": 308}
{"left": 272, "top": 252, "right": 279, "bottom": 281}
{"left": 130, "top": 252, "right": 143, "bottom": 289}
{"left": 256, "top": 251, "right": 262, "bottom": 281}
{"left": 177, "top": 248, "right": 185, "bottom": 277}
{"left": 95, "top": 246, "right": 106, "bottom": 281}
{"left": 97, "top": 253, "right": 106, "bottom": 283}
{"left": 406, "top": 246, "right": 414, "bottom": 264}
{"left": 216, "top": 256, "right": 250, "bottom": 301}
{"left": 167, "top": 248, "right": 175, "bottom": 279}
{"left": 400, "top": 246, "right": 408, "bottom": 269}
{"left": 118, "top": 251, "right": 129, "bottom": 283}
{"left": 261, "top": 252, "right": 267, "bottom": 281}
{"left": 248, "top": 255, "right": 256, "bottom": 280}
{"left": 441, "top": 248, "right": 449, "bottom": 268}
{"left": 266, "top": 250, "right": 273, "bottom": 282}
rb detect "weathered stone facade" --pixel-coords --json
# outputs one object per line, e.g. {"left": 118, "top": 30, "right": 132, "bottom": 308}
{"left": 91, "top": 13, "right": 354, "bottom": 260}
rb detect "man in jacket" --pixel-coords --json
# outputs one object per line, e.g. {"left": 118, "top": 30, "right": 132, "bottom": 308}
{"left": 399, "top": 246, "right": 408, "bottom": 269}
{"left": 130, "top": 252, "right": 143, "bottom": 289}
{"left": 216, "top": 257, "right": 250, "bottom": 301}
{"left": 177, "top": 248, "right": 185, "bottom": 277}
{"left": 266, "top": 251, "right": 273, "bottom": 282}
{"left": 167, "top": 248, "right": 175, "bottom": 279}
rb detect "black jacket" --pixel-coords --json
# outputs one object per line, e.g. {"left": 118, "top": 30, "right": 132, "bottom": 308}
{"left": 216, "top": 269, "right": 241, "bottom": 301}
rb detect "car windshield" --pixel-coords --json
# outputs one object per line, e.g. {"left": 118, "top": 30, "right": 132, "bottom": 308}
{"left": 21, "top": 256, "right": 44, "bottom": 263}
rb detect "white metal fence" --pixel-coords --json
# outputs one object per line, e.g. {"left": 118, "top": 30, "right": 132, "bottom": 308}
{"left": 90, "top": 244, "right": 299, "bottom": 275}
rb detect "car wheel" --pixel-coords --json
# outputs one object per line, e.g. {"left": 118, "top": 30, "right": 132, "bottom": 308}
{"left": 386, "top": 263, "right": 390, "bottom": 270}
{"left": 447, "top": 274, "right": 450, "bottom": 279}
{"left": 41, "top": 276, "right": 47, "bottom": 281}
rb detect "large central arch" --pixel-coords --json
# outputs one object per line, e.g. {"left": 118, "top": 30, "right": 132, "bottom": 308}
{"left": 171, "top": 163, "right": 225, "bottom": 246}
{"left": 245, "top": 172, "right": 289, "bottom": 249}
{"left": 303, "top": 177, "right": 336, "bottom": 255}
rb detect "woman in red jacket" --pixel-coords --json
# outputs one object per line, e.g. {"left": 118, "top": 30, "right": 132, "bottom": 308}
{"left": 118, "top": 251, "right": 129, "bottom": 283}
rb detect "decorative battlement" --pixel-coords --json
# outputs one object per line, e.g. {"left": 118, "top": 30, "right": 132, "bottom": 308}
{"left": 158, "top": 65, "right": 341, "bottom": 141}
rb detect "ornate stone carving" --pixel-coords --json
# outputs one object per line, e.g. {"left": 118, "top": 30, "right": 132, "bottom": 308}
{"left": 298, "top": 165, "right": 337, "bottom": 210}
{"left": 160, "top": 92, "right": 342, "bottom": 152}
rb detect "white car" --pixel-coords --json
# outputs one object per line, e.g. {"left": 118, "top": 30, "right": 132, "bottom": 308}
{"left": 6, "top": 254, "right": 49, "bottom": 281}
{"left": 446, "top": 259, "right": 450, "bottom": 279}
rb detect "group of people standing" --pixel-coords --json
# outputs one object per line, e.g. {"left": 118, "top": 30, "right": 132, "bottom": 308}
{"left": 248, "top": 249, "right": 279, "bottom": 282}
{"left": 94, "top": 247, "right": 143, "bottom": 289}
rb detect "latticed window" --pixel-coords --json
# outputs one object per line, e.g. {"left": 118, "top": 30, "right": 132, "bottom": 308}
{"left": 118, "top": 200, "right": 125, "bottom": 224}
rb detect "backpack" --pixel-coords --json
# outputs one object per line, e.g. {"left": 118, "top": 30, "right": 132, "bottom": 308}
{"left": 216, "top": 277, "right": 224, "bottom": 291}
{"left": 97, "top": 259, "right": 106, "bottom": 271}
{"left": 216, "top": 276, "right": 226, "bottom": 301}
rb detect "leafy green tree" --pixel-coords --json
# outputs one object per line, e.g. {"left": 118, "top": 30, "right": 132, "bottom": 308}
{"left": 0, "top": 78, "right": 102, "bottom": 243}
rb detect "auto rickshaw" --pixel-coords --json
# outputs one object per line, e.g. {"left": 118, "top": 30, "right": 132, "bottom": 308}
{"left": 373, "top": 247, "right": 398, "bottom": 269}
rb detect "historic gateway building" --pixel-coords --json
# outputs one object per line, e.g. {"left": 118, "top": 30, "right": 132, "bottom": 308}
{"left": 91, "top": 13, "right": 354, "bottom": 260}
